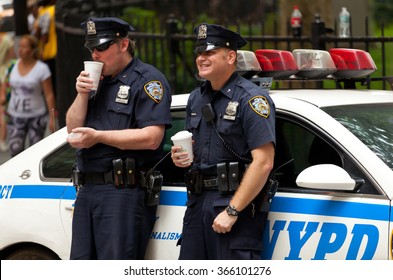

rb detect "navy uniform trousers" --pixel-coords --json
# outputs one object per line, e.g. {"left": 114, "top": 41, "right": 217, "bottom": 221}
{"left": 70, "top": 183, "right": 156, "bottom": 260}
{"left": 178, "top": 189, "right": 267, "bottom": 260}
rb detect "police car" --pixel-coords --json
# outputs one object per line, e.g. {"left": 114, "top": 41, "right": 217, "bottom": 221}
{"left": 0, "top": 49, "right": 392, "bottom": 260}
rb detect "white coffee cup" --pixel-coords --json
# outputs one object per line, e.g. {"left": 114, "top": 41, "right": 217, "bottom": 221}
{"left": 171, "top": 130, "right": 193, "bottom": 164}
{"left": 84, "top": 61, "right": 104, "bottom": 90}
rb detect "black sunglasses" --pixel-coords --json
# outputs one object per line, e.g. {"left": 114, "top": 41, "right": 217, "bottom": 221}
{"left": 87, "top": 40, "right": 116, "bottom": 53}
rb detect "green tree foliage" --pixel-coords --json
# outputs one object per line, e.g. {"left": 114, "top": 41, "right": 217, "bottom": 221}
{"left": 373, "top": 0, "right": 393, "bottom": 26}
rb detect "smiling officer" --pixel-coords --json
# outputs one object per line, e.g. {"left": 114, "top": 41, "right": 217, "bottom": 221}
{"left": 171, "top": 23, "right": 276, "bottom": 260}
{"left": 66, "top": 17, "right": 172, "bottom": 260}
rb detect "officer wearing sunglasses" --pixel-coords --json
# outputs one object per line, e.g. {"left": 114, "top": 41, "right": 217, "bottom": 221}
{"left": 86, "top": 39, "right": 116, "bottom": 53}
{"left": 66, "top": 17, "right": 172, "bottom": 260}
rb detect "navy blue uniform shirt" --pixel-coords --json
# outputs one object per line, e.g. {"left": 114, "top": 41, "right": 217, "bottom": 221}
{"left": 186, "top": 73, "right": 275, "bottom": 175}
{"left": 76, "top": 57, "right": 172, "bottom": 173}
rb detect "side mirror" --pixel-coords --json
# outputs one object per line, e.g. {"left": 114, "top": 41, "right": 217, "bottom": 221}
{"left": 296, "top": 164, "right": 359, "bottom": 191}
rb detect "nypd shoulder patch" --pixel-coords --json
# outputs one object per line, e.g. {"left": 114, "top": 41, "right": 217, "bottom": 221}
{"left": 144, "top": 81, "right": 164, "bottom": 103}
{"left": 248, "top": 96, "right": 270, "bottom": 118}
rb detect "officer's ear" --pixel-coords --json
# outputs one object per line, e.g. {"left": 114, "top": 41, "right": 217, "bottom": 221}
{"left": 227, "top": 49, "right": 237, "bottom": 65}
{"left": 119, "top": 38, "right": 129, "bottom": 52}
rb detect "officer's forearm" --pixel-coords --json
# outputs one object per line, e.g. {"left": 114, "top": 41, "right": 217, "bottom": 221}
{"left": 66, "top": 93, "right": 89, "bottom": 133}
{"left": 96, "top": 125, "right": 165, "bottom": 150}
{"left": 229, "top": 143, "right": 274, "bottom": 212}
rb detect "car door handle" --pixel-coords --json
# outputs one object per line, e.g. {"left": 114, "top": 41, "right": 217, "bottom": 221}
{"left": 64, "top": 202, "right": 74, "bottom": 211}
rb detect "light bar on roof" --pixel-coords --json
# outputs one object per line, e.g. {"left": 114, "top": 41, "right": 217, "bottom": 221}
{"left": 236, "top": 50, "right": 262, "bottom": 78}
{"left": 292, "top": 49, "right": 337, "bottom": 79}
{"left": 255, "top": 49, "right": 299, "bottom": 78}
{"left": 329, "top": 48, "right": 377, "bottom": 78}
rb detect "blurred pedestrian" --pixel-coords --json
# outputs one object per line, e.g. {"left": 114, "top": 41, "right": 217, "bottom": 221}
{"left": 0, "top": 31, "right": 15, "bottom": 151}
{"left": 36, "top": 0, "right": 57, "bottom": 97}
{"left": 27, "top": 0, "right": 41, "bottom": 36}
{"left": 4, "top": 34, "right": 56, "bottom": 157}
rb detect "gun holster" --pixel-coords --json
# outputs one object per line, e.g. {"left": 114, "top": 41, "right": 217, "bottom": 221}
{"left": 185, "top": 169, "right": 203, "bottom": 195}
{"left": 255, "top": 176, "right": 279, "bottom": 214}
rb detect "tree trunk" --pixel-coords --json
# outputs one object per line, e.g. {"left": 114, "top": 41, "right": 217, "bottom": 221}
{"left": 13, "top": 0, "right": 29, "bottom": 36}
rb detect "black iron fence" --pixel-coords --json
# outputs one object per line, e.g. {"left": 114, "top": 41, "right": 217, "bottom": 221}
{"left": 55, "top": 13, "right": 393, "bottom": 126}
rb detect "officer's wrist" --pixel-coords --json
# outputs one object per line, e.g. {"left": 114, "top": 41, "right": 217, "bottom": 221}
{"left": 226, "top": 204, "right": 240, "bottom": 216}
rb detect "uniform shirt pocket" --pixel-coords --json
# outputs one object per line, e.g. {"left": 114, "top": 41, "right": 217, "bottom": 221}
{"left": 107, "top": 103, "right": 133, "bottom": 129}
{"left": 187, "top": 115, "right": 202, "bottom": 131}
{"left": 216, "top": 119, "right": 243, "bottom": 136}
{"left": 186, "top": 115, "right": 201, "bottom": 146}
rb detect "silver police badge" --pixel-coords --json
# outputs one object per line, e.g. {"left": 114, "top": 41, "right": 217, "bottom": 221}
{"left": 249, "top": 96, "right": 270, "bottom": 118}
{"left": 115, "top": 85, "right": 130, "bottom": 104}
{"left": 144, "top": 81, "right": 164, "bottom": 103}
{"left": 87, "top": 20, "right": 97, "bottom": 35}
{"left": 223, "top": 101, "right": 239, "bottom": 120}
{"left": 197, "top": 24, "right": 207, "bottom": 39}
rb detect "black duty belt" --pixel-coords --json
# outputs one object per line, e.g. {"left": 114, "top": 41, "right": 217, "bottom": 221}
{"left": 83, "top": 171, "right": 115, "bottom": 185}
{"left": 186, "top": 162, "right": 243, "bottom": 195}
{"left": 73, "top": 158, "right": 139, "bottom": 187}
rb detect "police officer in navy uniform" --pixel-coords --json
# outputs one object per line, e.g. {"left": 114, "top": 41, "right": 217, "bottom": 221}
{"left": 66, "top": 17, "right": 172, "bottom": 259}
{"left": 171, "top": 23, "right": 275, "bottom": 259}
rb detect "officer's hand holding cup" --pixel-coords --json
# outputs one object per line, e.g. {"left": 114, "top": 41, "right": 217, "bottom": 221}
{"left": 171, "top": 130, "right": 193, "bottom": 165}
{"left": 84, "top": 61, "right": 104, "bottom": 93}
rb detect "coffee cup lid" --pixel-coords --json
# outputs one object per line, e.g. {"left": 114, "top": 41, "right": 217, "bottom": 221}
{"left": 171, "top": 130, "right": 192, "bottom": 141}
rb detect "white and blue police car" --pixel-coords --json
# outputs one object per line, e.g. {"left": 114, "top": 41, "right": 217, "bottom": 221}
{"left": 0, "top": 49, "right": 392, "bottom": 260}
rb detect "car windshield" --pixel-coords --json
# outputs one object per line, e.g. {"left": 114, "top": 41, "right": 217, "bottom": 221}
{"left": 323, "top": 104, "right": 393, "bottom": 170}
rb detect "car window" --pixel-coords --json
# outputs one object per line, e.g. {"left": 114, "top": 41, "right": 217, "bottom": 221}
{"left": 274, "top": 117, "right": 343, "bottom": 188}
{"left": 274, "top": 115, "right": 380, "bottom": 195}
{"left": 41, "top": 143, "right": 76, "bottom": 180}
{"left": 323, "top": 104, "right": 393, "bottom": 170}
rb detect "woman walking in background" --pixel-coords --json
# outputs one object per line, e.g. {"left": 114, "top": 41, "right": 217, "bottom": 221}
{"left": 2, "top": 34, "right": 56, "bottom": 157}
{"left": 0, "top": 32, "right": 15, "bottom": 152}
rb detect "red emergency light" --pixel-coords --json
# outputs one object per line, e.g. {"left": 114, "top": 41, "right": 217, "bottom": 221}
{"left": 255, "top": 49, "right": 299, "bottom": 78}
{"left": 329, "top": 48, "right": 377, "bottom": 78}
